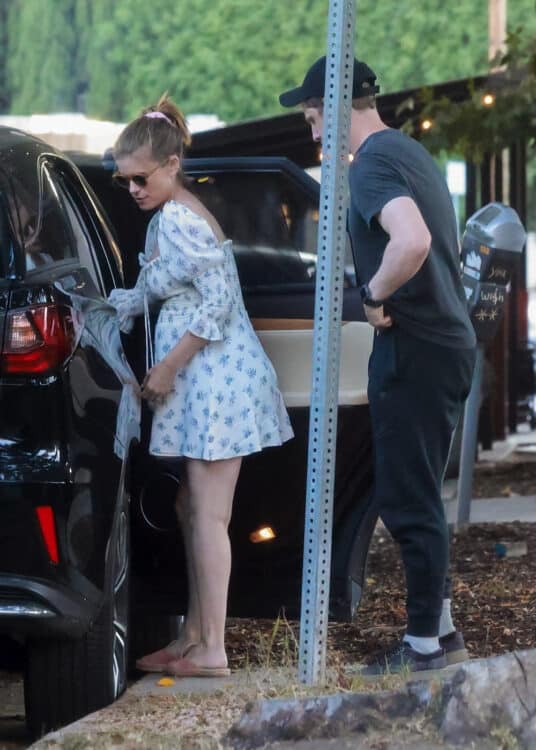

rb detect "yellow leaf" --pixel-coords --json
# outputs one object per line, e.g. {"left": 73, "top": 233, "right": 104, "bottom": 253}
{"left": 157, "top": 677, "right": 175, "bottom": 687}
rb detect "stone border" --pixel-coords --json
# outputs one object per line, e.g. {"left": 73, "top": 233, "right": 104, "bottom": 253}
{"left": 227, "top": 650, "right": 536, "bottom": 749}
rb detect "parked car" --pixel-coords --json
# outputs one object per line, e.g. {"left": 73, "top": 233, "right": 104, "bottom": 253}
{"left": 0, "top": 126, "right": 376, "bottom": 737}
{"left": 0, "top": 126, "right": 138, "bottom": 737}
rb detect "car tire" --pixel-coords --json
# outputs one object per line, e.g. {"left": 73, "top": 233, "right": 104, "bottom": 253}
{"left": 24, "top": 488, "right": 130, "bottom": 738}
{"left": 0, "top": 634, "right": 24, "bottom": 670}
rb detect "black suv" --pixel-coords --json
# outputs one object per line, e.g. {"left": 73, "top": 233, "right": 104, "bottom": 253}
{"left": 0, "top": 127, "right": 137, "bottom": 737}
{"left": 0, "top": 127, "right": 376, "bottom": 737}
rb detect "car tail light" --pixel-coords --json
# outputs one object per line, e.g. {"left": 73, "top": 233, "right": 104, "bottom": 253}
{"left": 35, "top": 506, "right": 59, "bottom": 564}
{"left": 1, "top": 304, "right": 77, "bottom": 374}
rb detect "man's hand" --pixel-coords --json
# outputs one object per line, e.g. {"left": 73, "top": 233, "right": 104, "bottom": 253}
{"left": 363, "top": 303, "right": 393, "bottom": 330}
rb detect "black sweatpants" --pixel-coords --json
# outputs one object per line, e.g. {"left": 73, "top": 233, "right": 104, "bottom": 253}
{"left": 368, "top": 326, "right": 475, "bottom": 637}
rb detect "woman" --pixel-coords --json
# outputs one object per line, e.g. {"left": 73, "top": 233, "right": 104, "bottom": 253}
{"left": 108, "top": 95, "right": 293, "bottom": 677}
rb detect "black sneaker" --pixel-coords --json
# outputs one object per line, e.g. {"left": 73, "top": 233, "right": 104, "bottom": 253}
{"left": 439, "top": 630, "right": 469, "bottom": 665}
{"left": 361, "top": 641, "right": 447, "bottom": 677}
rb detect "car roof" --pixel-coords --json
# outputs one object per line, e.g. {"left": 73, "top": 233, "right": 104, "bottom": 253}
{"left": 0, "top": 126, "right": 65, "bottom": 193}
{"left": 0, "top": 125, "right": 63, "bottom": 162}
{"left": 70, "top": 151, "right": 321, "bottom": 199}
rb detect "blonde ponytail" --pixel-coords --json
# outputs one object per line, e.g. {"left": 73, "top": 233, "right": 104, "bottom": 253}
{"left": 114, "top": 93, "right": 191, "bottom": 174}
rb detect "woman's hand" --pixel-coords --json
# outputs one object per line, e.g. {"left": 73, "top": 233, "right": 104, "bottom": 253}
{"left": 141, "top": 361, "right": 176, "bottom": 406}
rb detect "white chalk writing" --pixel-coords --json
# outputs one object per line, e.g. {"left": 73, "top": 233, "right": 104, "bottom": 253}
{"left": 489, "top": 266, "right": 508, "bottom": 281}
{"left": 480, "top": 288, "right": 505, "bottom": 305}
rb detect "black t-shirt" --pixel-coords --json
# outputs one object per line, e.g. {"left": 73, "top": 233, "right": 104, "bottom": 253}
{"left": 348, "top": 128, "right": 476, "bottom": 349}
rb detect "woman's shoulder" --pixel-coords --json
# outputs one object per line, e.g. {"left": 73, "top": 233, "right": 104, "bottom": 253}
{"left": 160, "top": 201, "right": 213, "bottom": 243}
{"left": 157, "top": 201, "right": 231, "bottom": 276}
{"left": 162, "top": 200, "right": 226, "bottom": 245}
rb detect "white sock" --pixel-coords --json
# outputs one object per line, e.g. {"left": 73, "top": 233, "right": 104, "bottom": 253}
{"left": 403, "top": 634, "right": 440, "bottom": 654}
{"left": 439, "top": 598, "right": 456, "bottom": 638}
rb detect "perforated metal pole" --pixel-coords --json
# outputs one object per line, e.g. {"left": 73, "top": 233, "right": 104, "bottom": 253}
{"left": 456, "top": 345, "right": 485, "bottom": 526}
{"left": 298, "top": 0, "right": 356, "bottom": 686}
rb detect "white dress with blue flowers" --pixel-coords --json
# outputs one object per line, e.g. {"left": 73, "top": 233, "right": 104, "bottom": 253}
{"left": 108, "top": 201, "right": 293, "bottom": 460}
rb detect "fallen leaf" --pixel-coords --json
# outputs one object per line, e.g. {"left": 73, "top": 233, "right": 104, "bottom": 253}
{"left": 156, "top": 677, "right": 175, "bottom": 687}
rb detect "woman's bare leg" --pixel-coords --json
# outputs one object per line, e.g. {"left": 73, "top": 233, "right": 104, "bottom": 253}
{"left": 135, "top": 482, "right": 200, "bottom": 669}
{"left": 181, "top": 456, "right": 242, "bottom": 668}
{"left": 173, "top": 481, "right": 201, "bottom": 652}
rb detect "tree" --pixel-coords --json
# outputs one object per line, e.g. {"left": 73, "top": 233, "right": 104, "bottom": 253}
{"left": 83, "top": 0, "right": 498, "bottom": 121}
{"left": 73, "top": 0, "right": 93, "bottom": 112}
{"left": 399, "top": 27, "right": 536, "bottom": 162}
{"left": 7, "top": 0, "right": 78, "bottom": 114}
{"left": 85, "top": 0, "right": 131, "bottom": 121}
{"left": 0, "top": 0, "right": 13, "bottom": 113}
{"left": 4, "top": 0, "right": 536, "bottom": 122}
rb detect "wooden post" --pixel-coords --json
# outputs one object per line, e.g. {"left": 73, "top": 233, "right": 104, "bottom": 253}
{"left": 487, "top": 0, "right": 509, "bottom": 439}
{"left": 488, "top": 0, "right": 507, "bottom": 65}
{"left": 508, "top": 139, "right": 528, "bottom": 432}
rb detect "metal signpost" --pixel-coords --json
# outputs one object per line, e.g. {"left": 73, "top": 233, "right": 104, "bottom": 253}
{"left": 298, "top": 0, "right": 356, "bottom": 685}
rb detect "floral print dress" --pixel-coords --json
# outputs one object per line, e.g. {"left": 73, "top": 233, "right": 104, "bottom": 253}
{"left": 108, "top": 201, "right": 293, "bottom": 460}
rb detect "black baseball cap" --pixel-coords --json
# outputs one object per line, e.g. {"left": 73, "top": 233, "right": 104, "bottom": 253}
{"left": 279, "top": 56, "right": 379, "bottom": 108}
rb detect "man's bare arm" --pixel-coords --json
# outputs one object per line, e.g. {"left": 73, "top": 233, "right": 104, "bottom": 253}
{"left": 367, "top": 196, "right": 431, "bottom": 303}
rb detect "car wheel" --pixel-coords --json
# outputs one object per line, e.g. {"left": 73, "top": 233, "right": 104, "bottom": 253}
{"left": 24, "top": 488, "right": 130, "bottom": 738}
{"left": 0, "top": 634, "right": 24, "bottom": 670}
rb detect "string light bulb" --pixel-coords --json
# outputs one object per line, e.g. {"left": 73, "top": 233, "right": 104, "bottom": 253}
{"left": 421, "top": 119, "right": 433, "bottom": 131}
{"left": 482, "top": 93, "right": 495, "bottom": 107}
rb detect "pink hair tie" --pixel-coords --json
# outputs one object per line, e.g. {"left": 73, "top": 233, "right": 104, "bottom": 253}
{"left": 145, "top": 111, "right": 174, "bottom": 126}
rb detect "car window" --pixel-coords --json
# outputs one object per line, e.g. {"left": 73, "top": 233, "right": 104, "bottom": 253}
{"left": 5, "top": 159, "right": 101, "bottom": 290}
{"left": 46, "top": 168, "right": 103, "bottom": 291}
{"left": 0, "top": 190, "right": 18, "bottom": 279}
{"left": 16, "top": 164, "right": 77, "bottom": 273}
{"left": 191, "top": 171, "right": 319, "bottom": 292}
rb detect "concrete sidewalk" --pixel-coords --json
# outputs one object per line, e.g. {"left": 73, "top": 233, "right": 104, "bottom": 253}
{"left": 444, "top": 494, "right": 536, "bottom": 524}
{"left": 442, "top": 426, "right": 536, "bottom": 524}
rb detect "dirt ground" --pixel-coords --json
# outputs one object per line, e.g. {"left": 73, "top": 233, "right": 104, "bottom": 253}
{"left": 472, "top": 457, "right": 536, "bottom": 498}
{"left": 1, "top": 457, "right": 535, "bottom": 749}
{"left": 225, "top": 520, "right": 536, "bottom": 670}
{"left": 225, "top": 458, "right": 536, "bottom": 670}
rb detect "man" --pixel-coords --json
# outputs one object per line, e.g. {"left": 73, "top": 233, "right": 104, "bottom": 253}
{"left": 280, "top": 57, "right": 476, "bottom": 676}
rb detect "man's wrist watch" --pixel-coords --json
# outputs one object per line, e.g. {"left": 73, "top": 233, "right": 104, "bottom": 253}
{"left": 360, "top": 283, "right": 384, "bottom": 308}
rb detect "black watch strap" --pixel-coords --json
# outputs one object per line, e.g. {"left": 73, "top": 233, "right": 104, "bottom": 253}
{"left": 360, "top": 283, "right": 384, "bottom": 308}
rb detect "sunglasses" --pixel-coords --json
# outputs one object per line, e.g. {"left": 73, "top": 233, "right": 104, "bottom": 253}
{"left": 112, "top": 160, "right": 167, "bottom": 190}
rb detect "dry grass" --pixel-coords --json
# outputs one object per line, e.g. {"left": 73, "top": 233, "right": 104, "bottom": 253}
{"left": 33, "top": 673, "right": 429, "bottom": 750}
{"left": 33, "top": 616, "right": 415, "bottom": 750}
